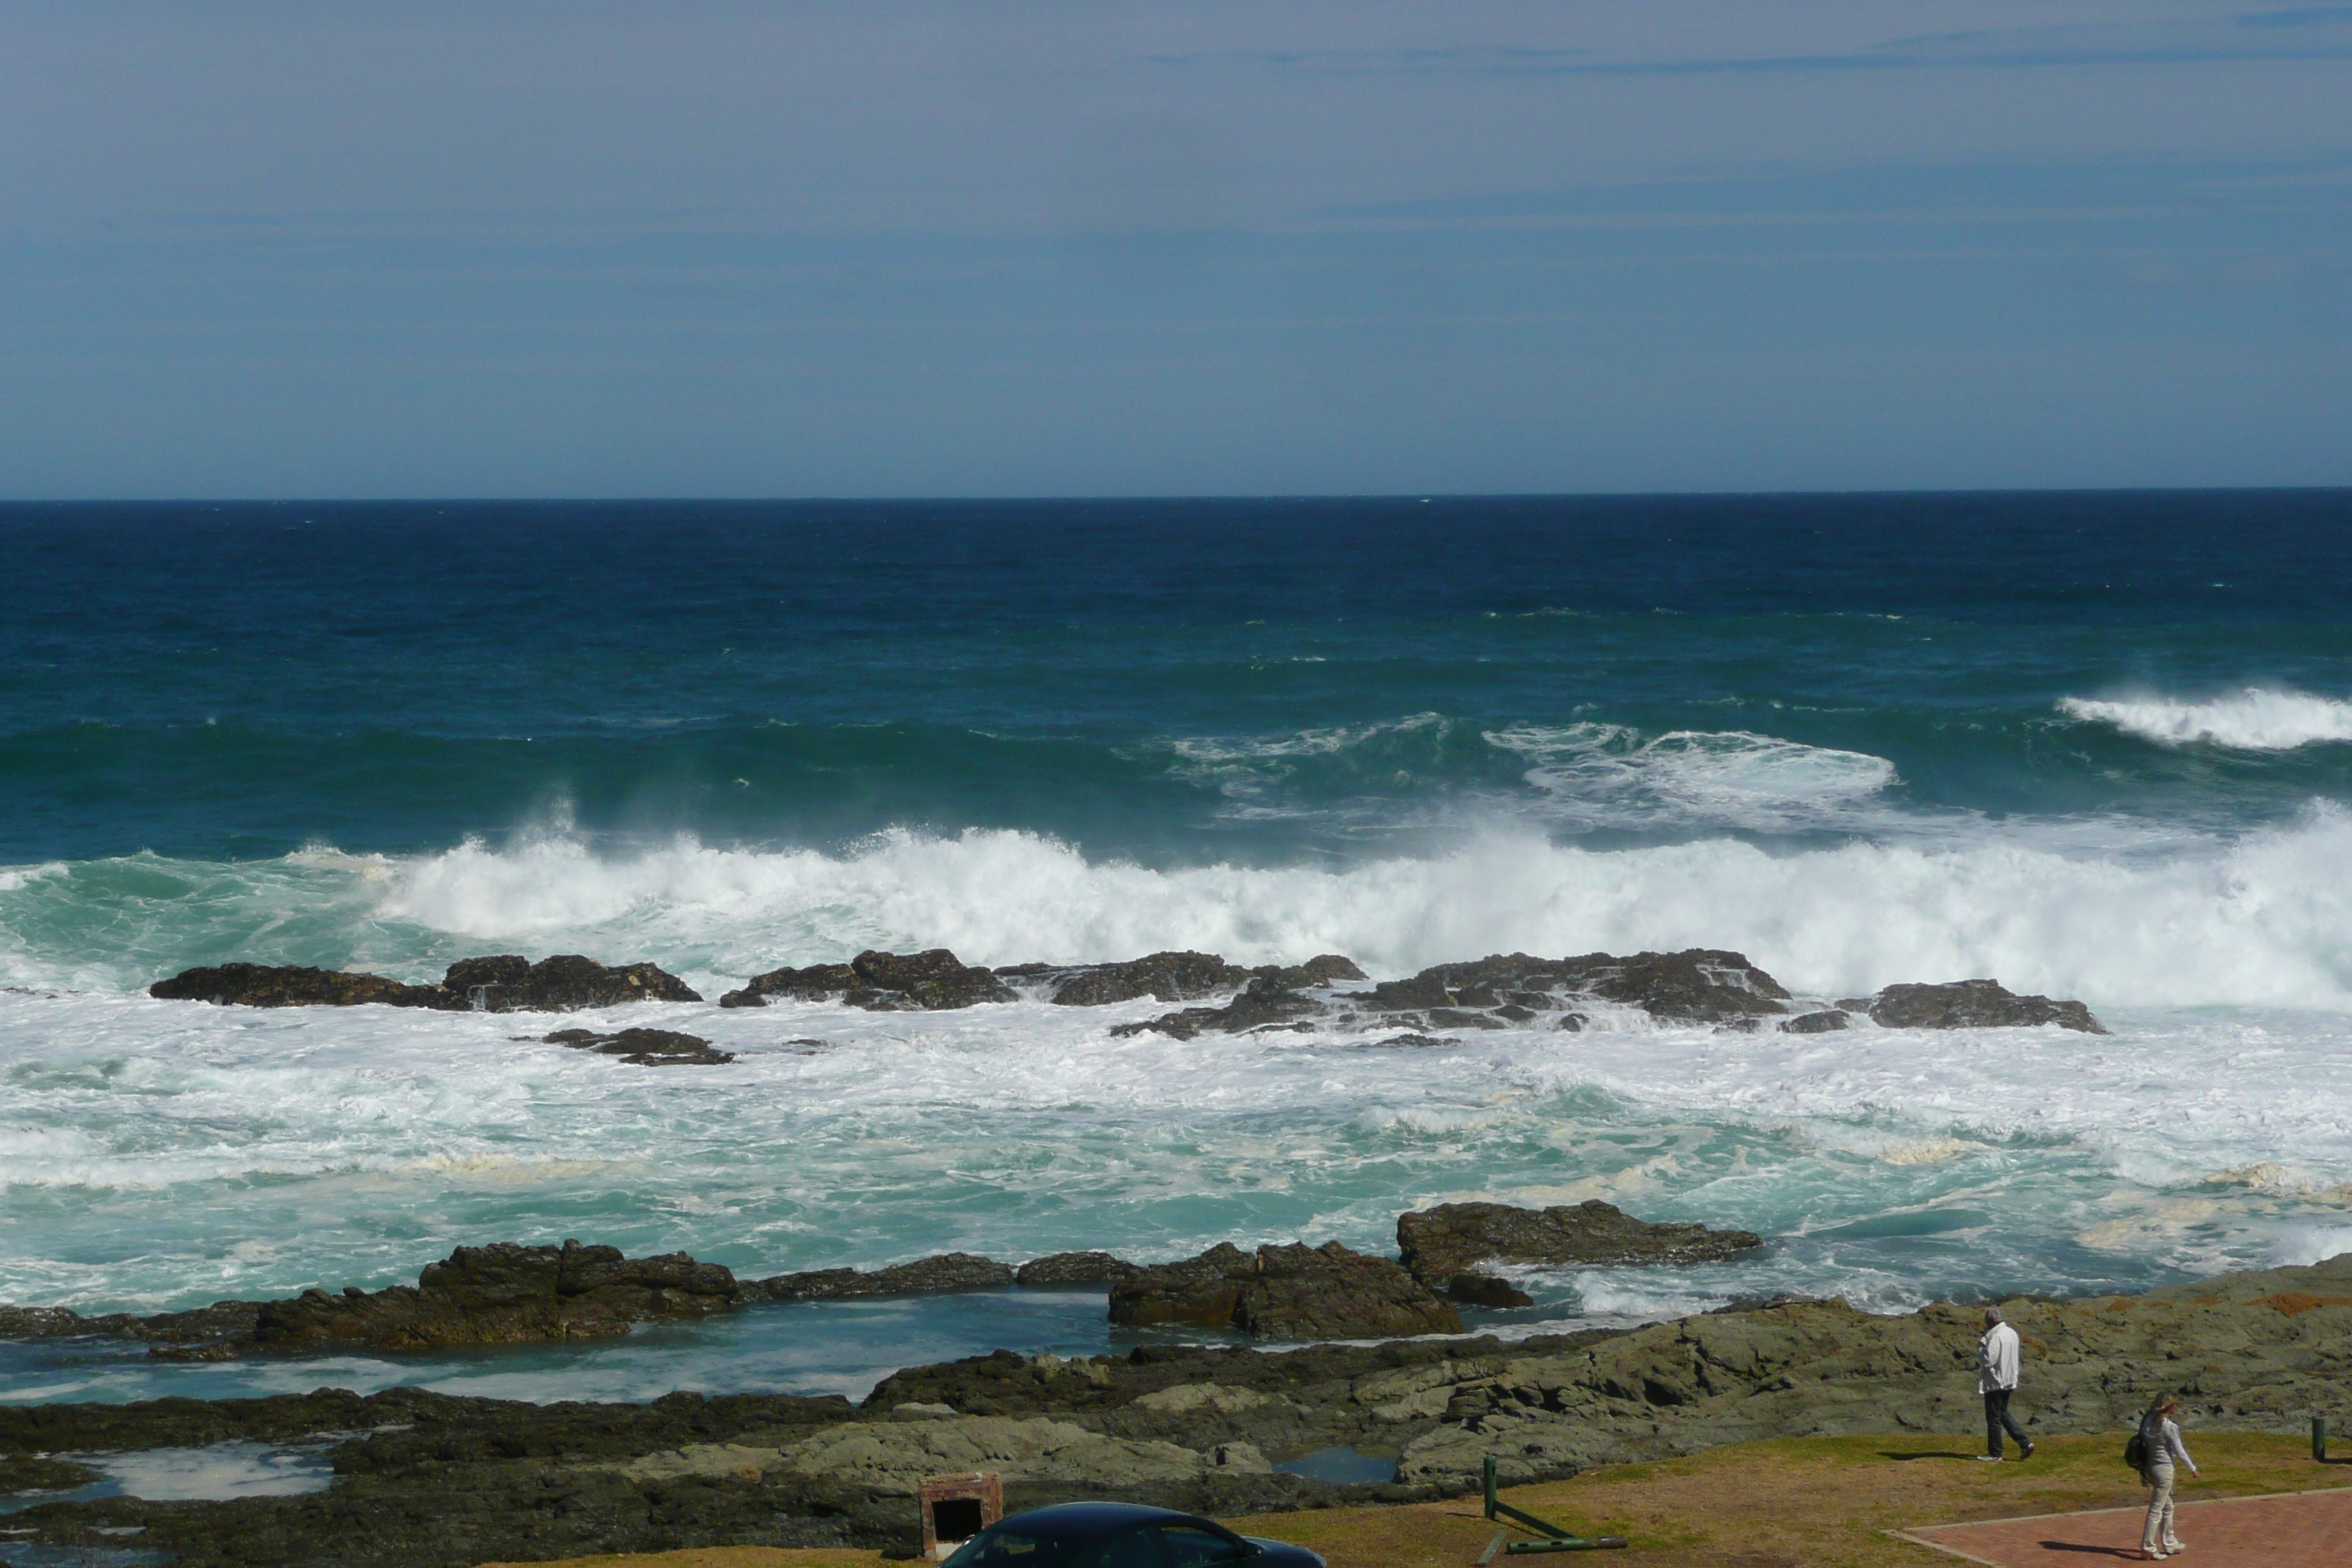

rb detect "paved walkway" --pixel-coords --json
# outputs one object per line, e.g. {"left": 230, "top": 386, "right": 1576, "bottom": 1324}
{"left": 1896, "top": 1487, "right": 2352, "bottom": 1566}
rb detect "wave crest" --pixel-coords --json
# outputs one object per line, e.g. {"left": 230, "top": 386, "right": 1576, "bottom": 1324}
{"left": 2060, "top": 688, "right": 2352, "bottom": 750}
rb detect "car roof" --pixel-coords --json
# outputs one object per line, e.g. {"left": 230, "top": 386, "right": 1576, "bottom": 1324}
{"left": 993, "top": 1502, "right": 1216, "bottom": 1539}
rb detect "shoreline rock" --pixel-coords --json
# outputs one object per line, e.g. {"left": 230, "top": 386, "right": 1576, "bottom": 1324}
{"left": 1109, "top": 1242, "right": 1463, "bottom": 1341}
{"left": 1397, "top": 1200, "right": 1765, "bottom": 1294}
{"left": 747, "top": 1254, "right": 1019, "bottom": 1301}
{"left": 251, "top": 1241, "right": 742, "bottom": 1352}
{"left": 5, "top": 1252, "right": 2348, "bottom": 1567}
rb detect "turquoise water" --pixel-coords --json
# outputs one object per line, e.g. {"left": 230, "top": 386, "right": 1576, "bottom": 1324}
{"left": 4, "top": 494, "right": 2352, "bottom": 1402}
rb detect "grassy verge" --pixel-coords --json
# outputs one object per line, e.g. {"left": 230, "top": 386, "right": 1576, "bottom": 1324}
{"left": 478, "top": 1432, "right": 2342, "bottom": 1568}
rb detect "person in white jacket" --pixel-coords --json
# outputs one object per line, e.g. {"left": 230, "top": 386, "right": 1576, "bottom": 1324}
{"left": 1976, "top": 1305, "right": 2034, "bottom": 1460}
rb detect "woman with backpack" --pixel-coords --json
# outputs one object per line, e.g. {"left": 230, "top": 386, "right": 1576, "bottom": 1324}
{"left": 2131, "top": 1392, "right": 2198, "bottom": 1559}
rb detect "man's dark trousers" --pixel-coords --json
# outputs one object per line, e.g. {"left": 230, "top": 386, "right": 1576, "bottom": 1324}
{"left": 1984, "top": 1389, "right": 2029, "bottom": 1457}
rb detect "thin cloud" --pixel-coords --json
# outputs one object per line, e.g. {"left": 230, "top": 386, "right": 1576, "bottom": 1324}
{"left": 1150, "top": 11, "right": 2352, "bottom": 79}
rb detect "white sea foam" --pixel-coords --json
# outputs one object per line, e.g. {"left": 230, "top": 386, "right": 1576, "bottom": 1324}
{"left": 2060, "top": 687, "right": 2352, "bottom": 750}
{"left": 1485, "top": 723, "right": 1896, "bottom": 832}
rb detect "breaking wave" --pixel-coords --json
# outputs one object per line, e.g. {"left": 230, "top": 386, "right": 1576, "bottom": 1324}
{"left": 11, "top": 804, "right": 2352, "bottom": 1009}
{"left": 2060, "top": 687, "right": 2352, "bottom": 750}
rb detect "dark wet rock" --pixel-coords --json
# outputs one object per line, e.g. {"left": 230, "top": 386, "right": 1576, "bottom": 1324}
{"left": 1041, "top": 951, "right": 1255, "bottom": 1006}
{"left": 1262, "top": 954, "right": 1368, "bottom": 987}
{"left": 0, "top": 1452, "right": 99, "bottom": 1491}
{"left": 0, "top": 1298, "right": 268, "bottom": 1346}
{"left": 1021, "top": 951, "right": 1365, "bottom": 1008}
{"left": 1779, "top": 1009, "right": 1850, "bottom": 1033}
{"left": 1397, "top": 1201, "right": 1764, "bottom": 1290}
{"left": 148, "top": 962, "right": 459, "bottom": 1009}
{"left": 1349, "top": 949, "right": 1791, "bottom": 1033}
{"left": 148, "top": 955, "right": 700, "bottom": 1012}
{"left": 1443, "top": 1271, "right": 1536, "bottom": 1308}
{"left": 1109, "top": 1242, "right": 1462, "bottom": 1341}
{"left": 718, "top": 960, "right": 859, "bottom": 1007}
{"left": 1863, "top": 979, "right": 2107, "bottom": 1034}
{"left": 442, "top": 953, "right": 701, "bottom": 1011}
{"left": 1015, "top": 1251, "right": 1146, "bottom": 1286}
{"left": 720, "top": 949, "right": 1014, "bottom": 1010}
{"left": 542, "top": 1027, "right": 735, "bottom": 1066}
{"left": 252, "top": 1240, "right": 742, "bottom": 1351}
{"left": 1355, "top": 1033, "right": 1455, "bottom": 1049}
{"left": 1109, "top": 976, "right": 1329, "bottom": 1040}
{"left": 745, "top": 1253, "right": 1017, "bottom": 1301}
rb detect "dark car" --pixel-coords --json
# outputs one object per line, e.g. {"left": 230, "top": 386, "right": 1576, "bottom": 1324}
{"left": 941, "top": 1501, "right": 1326, "bottom": 1568}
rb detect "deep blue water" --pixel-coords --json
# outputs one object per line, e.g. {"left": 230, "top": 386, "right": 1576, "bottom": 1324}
{"left": 3, "top": 491, "right": 2348, "bottom": 870}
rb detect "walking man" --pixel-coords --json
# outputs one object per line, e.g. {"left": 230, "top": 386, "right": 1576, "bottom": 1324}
{"left": 1977, "top": 1305, "right": 2034, "bottom": 1460}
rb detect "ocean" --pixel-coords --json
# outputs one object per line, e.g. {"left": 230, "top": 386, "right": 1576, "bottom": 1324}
{"left": 4, "top": 491, "right": 2352, "bottom": 1404}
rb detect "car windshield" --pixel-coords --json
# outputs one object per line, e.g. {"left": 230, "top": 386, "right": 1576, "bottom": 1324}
{"left": 943, "top": 1528, "right": 1089, "bottom": 1568}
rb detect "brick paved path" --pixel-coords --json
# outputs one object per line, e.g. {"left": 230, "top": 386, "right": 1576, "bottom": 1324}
{"left": 1898, "top": 1487, "right": 2351, "bottom": 1566}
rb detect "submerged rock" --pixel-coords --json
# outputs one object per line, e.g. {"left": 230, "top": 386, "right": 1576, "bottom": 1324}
{"left": 745, "top": 1253, "right": 1017, "bottom": 1301}
{"left": 1396, "top": 1200, "right": 1765, "bottom": 1290}
{"left": 1779, "top": 1009, "right": 1850, "bottom": 1033}
{"left": 541, "top": 1028, "right": 734, "bottom": 1066}
{"left": 720, "top": 949, "right": 1014, "bottom": 1010}
{"left": 0, "top": 1452, "right": 101, "bottom": 1492}
{"left": 252, "top": 1240, "right": 742, "bottom": 1351}
{"left": 1109, "top": 975, "right": 1331, "bottom": 1040}
{"left": 148, "top": 954, "right": 701, "bottom": 1011}
{"left": 1109, "top": 1241, "right": 1462, "bottom": 1341}
{"left": 147, "top": 962, "right": 459, "bottom": 1009}
{"left": 1863, "top": 979, "right": 2107, "bottom": 1033}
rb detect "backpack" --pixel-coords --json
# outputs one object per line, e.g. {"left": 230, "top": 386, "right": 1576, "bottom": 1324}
{"left": 2123, "top": 1431, "right": 2147, "bottom": 1470}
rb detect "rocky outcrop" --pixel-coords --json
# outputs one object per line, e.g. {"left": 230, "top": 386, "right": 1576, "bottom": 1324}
{"left": 444, "top": 954, "right": 702, "bottom": 1010}
{"left": 541, "top": 1027, "right": 734, "bottom": 1066}
{"left": 252, "top": 1241, "right": 741, "bottom": 1351}
{"left": 719, "top": 949, "right": 1015, "bottom": 1010}
{"left": 1347, "top": 949, "right": 1793, "bottom": 1033}
{"left": 745, "top": 1253, "right": 1017, "bottom": 1302}
{"left": 1015, "top": 1251, "right": 1147, "bottom": 1286}
{"left": 993, "top": 951, "right": 1369, "bottom": 1007}
{"left": 1397, "top": 1201, "right": 1765, "bottom": 1294}
{"left": 1858, "top": 979, "right": 2107, "bottom": 1034}
{"left": 148, "top": 955, "right": 701, "bottom": 1011}
{"left": 1109, "top": 1242, "right": 1462, "bottom": 1341}
{"left": 148, "top": 962, "right": 460, "bottom": 1009}
{"left": 1034, "top": 950, "right": 1256, "bottom": 1006}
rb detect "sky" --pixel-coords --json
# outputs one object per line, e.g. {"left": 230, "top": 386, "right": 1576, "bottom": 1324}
{"left": 1, "top": 1, "right": 2348, "bottom": 497}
